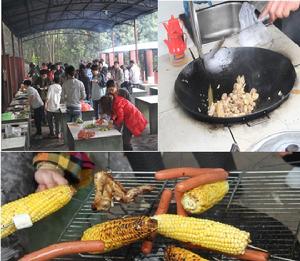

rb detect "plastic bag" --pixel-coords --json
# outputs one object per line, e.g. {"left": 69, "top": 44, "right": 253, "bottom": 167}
{"left": 238, "top": 2, "right": 272, "bottom": 47}
{"left": 81, "top": 101, "right": 92, "bottom": 112}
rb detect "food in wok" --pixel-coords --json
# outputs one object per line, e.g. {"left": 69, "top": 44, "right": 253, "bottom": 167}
{"left": 208, "top": 75, "right": 259, "bottom": 117}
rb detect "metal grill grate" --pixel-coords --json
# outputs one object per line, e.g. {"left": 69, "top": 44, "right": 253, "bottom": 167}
{"left": 55, "top": 171, "right": 300, "bottom": 261}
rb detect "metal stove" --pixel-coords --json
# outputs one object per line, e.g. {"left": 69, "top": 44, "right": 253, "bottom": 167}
{"left": 55, "top": 171, "right": 300, "bottom": 261}
{"left": 248, "top": 131, "right": 300, "bottom": 152}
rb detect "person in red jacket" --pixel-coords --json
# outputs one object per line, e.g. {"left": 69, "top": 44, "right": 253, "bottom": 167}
{"left": 100, "top": 92, "right": 147, "bottom": 151}
{"left": 47, "top": 65, "right": 56, "bottom": 83}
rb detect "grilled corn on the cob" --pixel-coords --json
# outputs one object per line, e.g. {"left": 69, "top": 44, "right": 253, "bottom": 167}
{"left": 182, "top": 180, "right": 229, "bottom": 214}
{"left": 81, "top": 216, "right": 157, "bottom": 252}
{"left": 1, "top": 185, "right": 75, "bottom": 238}
{"left": 153, "top": 214, "right": 250, "bottom": 255}
{"left": 165, "top": 246, "right": 208, "bottom": 261}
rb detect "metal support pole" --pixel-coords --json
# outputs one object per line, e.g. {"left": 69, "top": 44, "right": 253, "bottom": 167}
{"left": 20, "top": 38, "right": 25, "bottom": 77}
{"left": 11, "top": 32, "right": 15, "bottom": 57}
{"left": 11, "top": 31, "right": 18, "bottom": 94}
{"left": 111, "top": 29, "right": 115, "bottom": 62}
{"left": 2, "top": 22, "right": 6, "bottom": 54}
{"left": 18, "top": 38, "right": 22, "bottom": 57}
{"left": 20, "top": 38, "right": 24, "bottom": 59}
{"left": 2, "top": 22, "right": 8, "bottom": 111}
{"left": 134, "top": 19, "right": 139, "bottom": 64}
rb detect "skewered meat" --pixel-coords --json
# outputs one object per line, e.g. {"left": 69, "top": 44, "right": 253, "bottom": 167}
{"left": 92, "top": 171, "right": 154, "bottom": 211}
{"left": 208, "top": 75, "right": 259, "bottom": 117}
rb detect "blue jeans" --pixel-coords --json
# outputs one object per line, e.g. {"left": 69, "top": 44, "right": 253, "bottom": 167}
{"left": 93, "top": 99, "right": 101, "bottom": 119}
{"left": 67, "top": 106, "right": 82, "bottom": 122}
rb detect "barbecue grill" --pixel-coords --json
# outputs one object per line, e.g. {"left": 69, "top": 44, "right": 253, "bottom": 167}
{"left": 54, "top": 171, "right": 300, "bottom": 261}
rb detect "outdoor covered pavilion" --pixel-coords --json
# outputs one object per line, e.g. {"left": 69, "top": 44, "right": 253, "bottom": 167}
{"left": 2, "top": 0, "right": 158, "bottom": 151}
{"left": 2, "top": 0, "right": 157, "bottom": 110}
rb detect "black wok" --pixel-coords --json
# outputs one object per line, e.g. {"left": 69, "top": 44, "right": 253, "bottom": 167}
{"left": 175, "top": 47, "right": 296, "bottom": 124}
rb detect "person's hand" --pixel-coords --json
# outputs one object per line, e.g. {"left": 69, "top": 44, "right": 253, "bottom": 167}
{"left": 34, "top": 169, "right": 68, "bottom": 192}
{"left": 260, "top": 1, "right": 300, "bottom": 22}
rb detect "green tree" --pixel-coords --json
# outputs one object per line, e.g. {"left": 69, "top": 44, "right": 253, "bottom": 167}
{"left": 22, "top": 12, "right": 157, "bottom": 67}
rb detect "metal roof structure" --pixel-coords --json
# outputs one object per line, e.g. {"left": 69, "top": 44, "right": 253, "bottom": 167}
{"left": 2, "top": 0, "right": 157, "bottom": 38}
{"left": 102, "top": 41, "right": 157, "bottom": 52}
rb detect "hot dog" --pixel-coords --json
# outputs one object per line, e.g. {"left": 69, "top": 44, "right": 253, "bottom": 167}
{"left": 176, "top": 171, "right": 228, "bottom": 193}
{"left": 174, "top": 189, "right": 187, "bottom": 216}
{"left": 185, "top": 244, "right": 269, "bottom": 261}
{"left": 19, "top": 241, "right": 105, "bottom": 261}
{"left": 141, "top": 189, "right": 173, "bottom": 254}
{"left": 235, "top": 249, "right": 269, "bottom": 261}
{"left": 155, "top": 189, "right": 173, "bottom": 214}
{"left": 155, "top": 168, "right": 225, "bottom": 180}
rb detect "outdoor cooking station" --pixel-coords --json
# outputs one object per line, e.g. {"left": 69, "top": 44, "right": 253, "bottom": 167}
{"left": 1, "top": 91, "right": 31, "bottom": 150}
{"left": 66, "top": 121, "right": 123, "bottom": 151}
{"left": 159, "top": 24, "right": 300, "bottom": 151}
{"left": 47, "top": 170, "right": 300, "bottom": 261}
{"left": 60, "top": 104, "right": 94, "bottom": 145}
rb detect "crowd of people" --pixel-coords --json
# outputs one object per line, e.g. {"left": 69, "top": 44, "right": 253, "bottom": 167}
{"left": 24, "top": 59, "right": 145, "bottom": 150}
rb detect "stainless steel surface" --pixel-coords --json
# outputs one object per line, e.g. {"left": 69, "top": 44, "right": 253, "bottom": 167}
{"left": 222, "top": 15, "right": 271, "bottom": 44}
{"left": 188, "top": 1, "right": 203, "bottom": 58}
{"left": 248, "top": 131, "right": 300, "bottom": 152}
{"left": 55, "top": 171, "right": 300, "bottom": 260}
{"left": 197, "top": 2, "right": 242, "bottom": 44}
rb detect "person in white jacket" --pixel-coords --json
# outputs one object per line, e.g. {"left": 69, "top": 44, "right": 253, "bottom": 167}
{"left": 45, "top": 77, "right": 62, "bottom": 138}
{"left": 129, "top": 60, "right": 141, "bottom": 87}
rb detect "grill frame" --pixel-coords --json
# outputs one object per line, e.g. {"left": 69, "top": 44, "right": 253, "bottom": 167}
{"left": 55, "top": 170, "right": 300, "bottom": 261}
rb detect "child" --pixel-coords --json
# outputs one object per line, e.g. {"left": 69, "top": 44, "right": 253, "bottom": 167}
{"left": 100, "top": 91, "right": 147, "bottom": 151}
{"left": 23, "top": 80, "right": 44, "bottom": 139}
{"left": 91, "top": 64, "right": 106, "bottom": 119}
{"left": 45, "top": 77, "right": 62, "bottom": 138}
{"left": 106, "top": 79, "right": 131, "bottom": 102}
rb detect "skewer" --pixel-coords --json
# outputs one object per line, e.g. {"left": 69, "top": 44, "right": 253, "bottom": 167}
{"left": 248, "top": 245, "right": 268, "bottom": 253}
{"left": 248, "top": 245, "right": 297, "bottom": 261}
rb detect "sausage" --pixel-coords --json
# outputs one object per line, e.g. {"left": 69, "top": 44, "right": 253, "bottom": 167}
{"left": 174, "top": 189, "right": 187, "bottom": 216}
{"left": 19, "top": 241, "right": 105, "bottom": 261}
{"left": 185, "top": 244, "right": 269, "bottom": 261}
{"left": 176, "top": 171, "right": 228, "bottom": 193}
{"left": 141, "top": 239, "right": 155, "bottom": 255}
{"left": 235, "top": 249, "right": 269, "bottom": 261}
{"left": 155, "top": 168, "right": 225, "bottom": 180}
{"left": 141, "top": 189, "right": 173, "bottom": 254}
